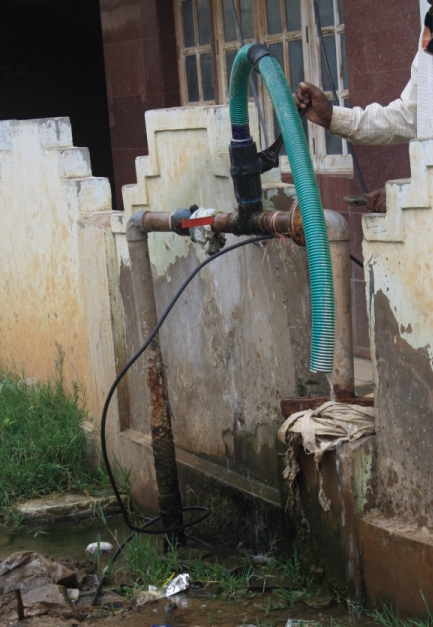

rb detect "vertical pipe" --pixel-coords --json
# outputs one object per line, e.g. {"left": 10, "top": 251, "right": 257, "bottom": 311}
{"left": 126, "top": 218, "right": 185, "bottom": 542}
{"left": 324, "top": 210, "right": 355, "bottom": 399}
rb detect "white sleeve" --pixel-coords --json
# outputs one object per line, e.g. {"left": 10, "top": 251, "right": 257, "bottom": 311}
{"left": 329, "top": 54, "right": 418, "bottom": 146}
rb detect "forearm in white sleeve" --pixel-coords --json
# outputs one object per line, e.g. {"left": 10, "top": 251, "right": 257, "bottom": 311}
{"left": 329, "top": 55, "right": 418, "bottom": 146}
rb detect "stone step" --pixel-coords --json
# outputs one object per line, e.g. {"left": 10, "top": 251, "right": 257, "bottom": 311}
{"left": 16, "top": 492, "right": 128, "bottom": 523}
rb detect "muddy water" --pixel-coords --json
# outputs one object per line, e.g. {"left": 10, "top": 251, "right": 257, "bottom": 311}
{"left": 0, "top": 514, "right": 131, "bottom": 561}
{"left": 84, "top": 593, "right": 372, "bottom": 627}
{"left": 0, "top": 516, "right": 378, "bottom": 627}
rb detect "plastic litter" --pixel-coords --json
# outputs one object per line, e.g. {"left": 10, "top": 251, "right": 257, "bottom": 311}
{"left": 136, "top": 574, "right": 190, "bottom": 606}
{"left": 85, "top": 542, "right": 114, "bottom": 555}
{"left": 67, "top": 588, "right": 80, "bottom": 604}
{"left": 166, "top": 573, "right": 189, "bottom": 596}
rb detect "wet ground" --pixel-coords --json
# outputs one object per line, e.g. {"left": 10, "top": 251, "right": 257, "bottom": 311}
{"left": 0, "top": 516, "right": 378, "bottom": 627}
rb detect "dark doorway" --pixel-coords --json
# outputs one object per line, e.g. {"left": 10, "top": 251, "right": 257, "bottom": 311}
{"left": 0, "top": 0, "right": 115, "bottom": 206}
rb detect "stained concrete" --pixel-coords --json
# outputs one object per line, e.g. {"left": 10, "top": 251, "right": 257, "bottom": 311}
{"left": 361, "top": 137, "right": 433, "bottom": 613}
{"left": 374, "top": 290, "right": 433, "bottom": 527}
{"left": 361, "top": 513, "right": 433, "bottom": 616}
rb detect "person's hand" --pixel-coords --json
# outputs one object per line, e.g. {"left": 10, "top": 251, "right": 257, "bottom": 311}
{"left": 422, "top": 38, "right": 430, "bottom": 50}
{"left": 294, "top": 82, "right": 333, "bottom": 129}
{"left": 366, "top": 187, "right": 386, "bottom": 213}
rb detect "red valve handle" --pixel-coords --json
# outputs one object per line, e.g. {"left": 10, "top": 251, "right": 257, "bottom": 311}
{"left": 180, "top": 216, "right": 215, "bottom": 229}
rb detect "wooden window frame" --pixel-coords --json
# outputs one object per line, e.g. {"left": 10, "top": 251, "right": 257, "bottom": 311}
{"left": 174, "top": 0, "right": 353, "bottom": 175}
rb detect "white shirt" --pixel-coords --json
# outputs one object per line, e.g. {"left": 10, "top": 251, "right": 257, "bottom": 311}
{"left": 329, "top": 49, "right": 432, "bottom": 145}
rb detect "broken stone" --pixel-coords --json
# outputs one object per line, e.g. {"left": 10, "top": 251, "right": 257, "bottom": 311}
{"left": 99, "top": 591, "right": 125, "bottom": 607}
{"left": 0, "top": 552, "right": 79, "bottom": 595}
{"left": 302, "top": 594, "right": 333, "bottom": 609}
{"left": 22, "top": 583, "right": 78, "bottom": 618}
{"left": 16, "top": 492, "right": 128, "bottom": 523}
{"left": 248, "top": 569, "right": 296, "bottom": 591}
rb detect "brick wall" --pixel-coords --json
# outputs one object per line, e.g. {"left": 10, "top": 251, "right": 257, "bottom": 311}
{"left": 99, "top": 0, "right": 181, "bottom": 210}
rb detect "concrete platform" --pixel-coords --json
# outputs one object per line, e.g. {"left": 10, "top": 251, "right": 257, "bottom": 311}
{"left": 16, "top": 492, "right": 128, "bottom": 523}
{"left": 360, "top": 513, "right": 433, "bottom": 616}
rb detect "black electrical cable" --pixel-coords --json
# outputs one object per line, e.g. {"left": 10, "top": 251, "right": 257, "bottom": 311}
{"left": 350, "top": 254, "right": 363, "bottom": 268}
{"left": 93, "top": 235, "right": 272, "bottom": 606}
{"left": 229, "top": 0, "right": 269, "bottom": 147}
{"left": 311, "top": 0, "right": 368, "bottom": 196}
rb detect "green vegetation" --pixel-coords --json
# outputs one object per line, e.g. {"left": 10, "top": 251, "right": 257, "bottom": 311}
{"left": 122, "top": 535, "right": 311, "bottom": 601}
{"left": 0, "top": 358, "right": 108, "bottom": 525}
{"left": 370, "top": 593, "right": 433, "bottom": 627}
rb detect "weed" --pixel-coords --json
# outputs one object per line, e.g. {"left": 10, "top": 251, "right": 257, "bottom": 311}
{"left": 0, "top": 359, "right": 112, "bottom": 526}
{"left": 370, "top": 592, "right": 433, "bottom": 627}
{"left": 122, "top": 534, "right": 180, "bottom": 587}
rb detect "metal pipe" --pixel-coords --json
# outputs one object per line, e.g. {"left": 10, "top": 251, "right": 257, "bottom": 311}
{"left": 140, "top": 203, "right": 306, "bottom": 244}
{"left": 324, "top": 209, "right": 355, "bottom": 399}
{"left": 138, "top": 204, "right": 353, "bottom": 397}
{"left": 126, "top": 206, "right": 354, "bottom": 530}
{"left": 126, "top": 214, "right": 185, "bottom": 543}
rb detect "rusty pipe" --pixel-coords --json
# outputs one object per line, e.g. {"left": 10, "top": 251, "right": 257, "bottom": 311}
{"left": 126, "top": 214, "right": 185, "bottom": 542}
{"left": 139, "top": 202, "right": 306, "bottom": 245}
{"left": 135, "top": 204, "right": 353, "bottom": 397}
{"left": 324, "top": 209, "right": 355, "bottom": 399}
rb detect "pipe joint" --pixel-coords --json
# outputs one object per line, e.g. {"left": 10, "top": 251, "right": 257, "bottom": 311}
{"left": 229, "top": 140, "right": 262, "bottom": 209}
{"left": 126, "top": 211, "right": 147, "bottom": 242}
{"left": 324, "top": 209, "right": 350, "bottom": 242}
{"left": 247, "top": 43, "right": 275, "bottom": 73}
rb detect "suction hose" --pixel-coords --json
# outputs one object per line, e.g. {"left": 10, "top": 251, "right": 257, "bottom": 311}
{"left": 229, "top": 44, "right": 335, "bottom": 373}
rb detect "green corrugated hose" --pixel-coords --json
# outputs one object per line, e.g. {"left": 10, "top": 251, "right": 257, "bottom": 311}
{"left": 229, "top": 44, "right": 335, "bottom": 373}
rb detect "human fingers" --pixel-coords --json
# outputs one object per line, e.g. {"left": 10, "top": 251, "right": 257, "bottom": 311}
{"left": 366, "top": 188, "right": 386, "bottom": 213}
{"left": 294, "top": 83, "right": 312, "bottom": 111}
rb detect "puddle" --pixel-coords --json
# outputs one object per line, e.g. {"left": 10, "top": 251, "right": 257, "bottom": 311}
{"left": 0, "top": 514, "right": 131, "bottom": 561}
{"left": 0, "top": 515, "right": 379, "bottom": 627}
{"left": 83, "top": 593, "right": 373, "bottom": 627}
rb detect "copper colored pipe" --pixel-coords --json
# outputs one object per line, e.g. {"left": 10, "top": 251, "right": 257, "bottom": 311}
{"left": 140, "top": 203, "right": 306, "bottom": 245}
{"left": 136, "top": 204, "right": 353, "bottom": 398}
{"left": 126, "top": 214, "right": 185, "bottom": 542}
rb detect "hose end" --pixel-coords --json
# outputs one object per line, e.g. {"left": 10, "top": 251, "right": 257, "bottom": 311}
{"left": 247, "top": 44, "right": 275, "bottom": 72}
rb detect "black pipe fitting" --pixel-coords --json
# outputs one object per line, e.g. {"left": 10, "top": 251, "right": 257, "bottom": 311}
{"left": 229, "top": 139, "right": 262, "bottom": 212}
{"left": 171, "top": 206, "right": 197, "bottom": 235}
{"left": 247, "top": 44, "right": 275, "bottom": 73}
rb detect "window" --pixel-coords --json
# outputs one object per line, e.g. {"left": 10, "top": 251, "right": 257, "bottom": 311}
{"left": 177, "top": 0, "right": 217, "bottom": 103}
{"left": 174, "top": 0, "right": 352, "bottom": 174}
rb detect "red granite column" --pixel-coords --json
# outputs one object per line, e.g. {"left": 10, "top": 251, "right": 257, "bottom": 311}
{"left": 98, "top": 0, "right": 181, "bottom": 210}
{"left": 342, "top": 0, "right": 420, "bottom": 357}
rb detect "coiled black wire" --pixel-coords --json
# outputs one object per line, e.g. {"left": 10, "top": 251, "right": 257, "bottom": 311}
{"left": 93, "top": 235, "right": 272, "bottom": 605}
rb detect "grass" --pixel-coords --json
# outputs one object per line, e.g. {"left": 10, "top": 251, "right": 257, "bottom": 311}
{"left": 122, "top": 533, "right": 258, "bottom": 597}
{"left": 370, "top": 593, "right": 433, "bottom": 627}
{"left": 121, "top": 535, "right": 313, "bottom": 601}
{"left": 0, "top": 357, "right": 110, "bottom": 525}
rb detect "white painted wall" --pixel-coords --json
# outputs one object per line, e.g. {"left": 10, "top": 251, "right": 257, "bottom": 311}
{"left": 0, "top": 118, "right": 112, "bottom": 390}
{"left": 0, "top": 108, "right": 324, "bottom": 504}
{"left": 363, "top": 137, "right": 433, "bottom": 526}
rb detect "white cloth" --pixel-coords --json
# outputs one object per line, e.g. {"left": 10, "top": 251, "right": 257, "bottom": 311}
{"left": 189, "top": 207, "right": 226, "bottom": 255}
{"left": 278, "top": 401, "right": 375, "bottom": 511}
{"left": 330, "top": 46, "right": 433, "bottom": 145}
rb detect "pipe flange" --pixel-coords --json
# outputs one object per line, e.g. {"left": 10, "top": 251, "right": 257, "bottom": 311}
{"left": 289, "top": 200, "right": 306, "bottom": 247}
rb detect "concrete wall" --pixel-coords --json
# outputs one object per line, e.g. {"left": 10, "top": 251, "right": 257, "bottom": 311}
{"left": 361, "top": 138, "right": 433, "bottom": 613}
{"left": 109, "top": 104, "right": 328, "bottom": 503}
{"left": 0, "top": 110, "right": 327, "bottom": 540}
{"left": 0, "top": 118, "right": 112, "bottom": 389}
{"left": 363, "top": 138, "right": 433, "bottom": 528}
